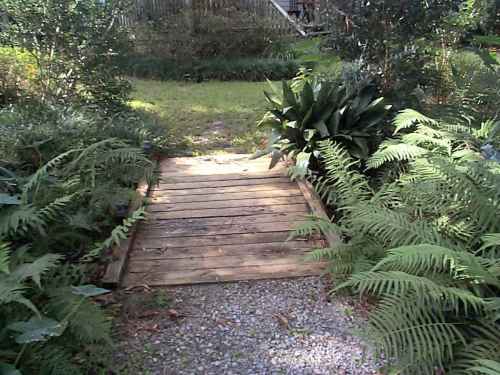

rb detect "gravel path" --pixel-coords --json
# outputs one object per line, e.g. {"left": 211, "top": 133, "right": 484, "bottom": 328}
{"left": 116, "top": 277, "right": 383, "bottom": 374}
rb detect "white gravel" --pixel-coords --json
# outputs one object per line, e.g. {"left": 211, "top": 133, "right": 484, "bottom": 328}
{"left": 116, "top": 277, "right": 384, "bottom": 374}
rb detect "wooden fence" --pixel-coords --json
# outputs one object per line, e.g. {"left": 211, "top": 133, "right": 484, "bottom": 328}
{"left": 119, "top": 0, "right": 297, "bottom": 35}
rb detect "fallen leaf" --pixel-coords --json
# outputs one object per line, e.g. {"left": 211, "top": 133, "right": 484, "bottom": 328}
{"left": 274, "top": 313, "right": 290, "bottom": 329}
{"left": 167, "top": 309, "right": 184, "bottom": 320}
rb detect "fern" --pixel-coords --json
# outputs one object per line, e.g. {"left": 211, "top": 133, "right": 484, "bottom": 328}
{"left": 308, "top": 115, "right": 500, "bottom": 373}
{"left": 367, "top": 142, "right": 428, "bottom": 169}
{"left": 82, "top": 207, "right": 146, "bottom": 262}
{"left": 468, "top": 360, "right": 500, "bottom": 375}
{"left": 393, "top": 109, "right": 438, "bottom": 134}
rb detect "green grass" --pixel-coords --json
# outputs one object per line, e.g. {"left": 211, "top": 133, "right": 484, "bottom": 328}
{"left": 129, "top": 79, "right": 271, "bottom": 155}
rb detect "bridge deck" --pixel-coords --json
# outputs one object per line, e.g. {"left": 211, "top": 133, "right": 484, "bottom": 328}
{"left": 121, "top": 154, "right": 328, "bottom": 287}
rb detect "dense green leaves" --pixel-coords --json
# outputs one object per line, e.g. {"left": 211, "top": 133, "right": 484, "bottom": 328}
{"left": 258, "top": 75, "right": 391, "bottom": 174}
{"left": 295, "top": 109, "right": 500, "bottom": 373}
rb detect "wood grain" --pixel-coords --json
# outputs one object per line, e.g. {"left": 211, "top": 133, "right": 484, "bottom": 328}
{"left": 147, "top": 196, "right": 307, "bottom": 212}
{"left": 148, "top": 188, "right": 303, "bottom": 203}
{"left": 122, "top": 263, "right": 326, "bottom": 287}
{"left": 155, "top": 177, "right": 291, "bottom": 190}
{"left": 150, "top": 183, "right": 299, "bottom": 196}
{"left": 133, "top": 231, "right": 317, "bottom": 249}
{"left": 147, "top": 203, "right": 310, "bottom": 220}
{"left": 130, "top": 240, "right": 325, "bottom": 260}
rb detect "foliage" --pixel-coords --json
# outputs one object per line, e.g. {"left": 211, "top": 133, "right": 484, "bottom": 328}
{"left": 327, "top": 0, "right": 456, "bottom": 94}
{"left": 296, "top": 109, "right": 500, "bottom": 373}
{"left": 258, "top": 74, "right": 391, "bottom": 174}
{"left": 125, "top": 56, "right": 300, "bottom": 82}
{"left": 472, "top": 34, "right": 500, "bottom": 47}
{"left": 0, "top": 118, "right": 153, "bottom": 372}
{"left": 0, "top": 104, "right": 171, "bottom": 169}
{"left": 0, "top": 241, "right": 111, "bottom": 374}
{"left": 0, "top": 0, "right": 131, "bottom": 106}
{"left": 0, "top": 48, "right": 37, "bottom": 105}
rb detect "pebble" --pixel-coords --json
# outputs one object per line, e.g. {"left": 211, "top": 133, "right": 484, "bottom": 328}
{"left": 116, "top": 277, "right": 384, "bottom": 374}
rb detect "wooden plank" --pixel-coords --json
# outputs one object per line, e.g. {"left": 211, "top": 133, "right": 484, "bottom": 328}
{"left": 148, "top": 188, "right": 303, "bottom": 203}
{"left": 158, "top": 171, "right": 285, "bottom": 183}
{"left": 147, "top": 212, "right": 309, "bottom": 227}
{"left": 148, "top": 203, "right": 310, "bottom": 220}
{"left": 138, "top": 220, "right": 304, "bottom": 238}
{"left": 127, "top": 252, "right": 313, "bottom": 273}
{"left": 296, "top": 179, "right": 339, "bottom": 246}
{"left": 147, "top": 196, "right": 307, "bottom": 212}
{"left": 155, "top": 177, "right": 290, "bottom": 190}
{"left": 150, "top": 183, "right": 299, "bottom": 196}
{"left": 102, "top": 167, "right": 153, "bottom": 287}
{"left": 133, "top": 231, "right": 316, "bottom": 249}
{"left": 130, "top": 240, "right": 324, "bottom": 260}
{"left": 122, "top": 262, "right": 326, "bottom": 286}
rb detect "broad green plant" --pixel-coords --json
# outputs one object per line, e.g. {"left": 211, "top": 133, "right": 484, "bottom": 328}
{"left": 258, "top": 77, "right": 391, "bottom": 175}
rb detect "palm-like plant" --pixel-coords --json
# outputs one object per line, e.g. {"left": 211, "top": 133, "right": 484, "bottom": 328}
{"left": 257, "top": 77, "right": 391, "bottom": 174}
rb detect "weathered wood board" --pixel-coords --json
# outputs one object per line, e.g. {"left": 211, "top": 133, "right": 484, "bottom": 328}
{"left": 118, "top": 154, "right": 333, "bottom": 287}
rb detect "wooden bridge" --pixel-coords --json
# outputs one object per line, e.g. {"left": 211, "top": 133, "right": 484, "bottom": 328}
{"left": 103, "top": 154, "right": 332, "bottom": 287}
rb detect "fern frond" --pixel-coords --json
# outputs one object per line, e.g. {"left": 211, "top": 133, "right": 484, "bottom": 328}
{"left": 81, "top": 207, "right": 146, "bottom": 262}
{"left": 46, "top": 287, "right": 111, "bottom": 344}
{"left": 368, "top": 294, "right": 465, "bottom": 371}
{"left": 393, "top": 109, "right": 438, "bottom": 134}
{"left": 22, "top": 149, "right": 79, "bottom": 203}
{"left": 316, "top": 140, "right": 372, "bottom": 207}
{"left": 291, "top": 215, "right": 341, "bottom": 239}
{"left": 11, "top": 253, "right": 62, "bottom": 288}
{"left": 477, "top": 233, "right": 500, "bottom": 258}
{"left": 0, "top": 241, "right": 10, "bottom": 274}
{"left": 0, "top": 205, "right": 46, "bottom": 237}
{"left": 38, "top": 194, "right": 77, "bottom": 223}
{"left": 350, "top": 205, "right": 446, "bottom": 247}
{"left": 373, "top": 244, "right": 499, "bottom": 287}
{"left": 468, "top": 360, "right": 500, "bottom": 375}
{"left": 367, "top": 142, "right": 428, "bottom": 169}
{"left": 338, "top": 270, "right": 487, "bottom": 315}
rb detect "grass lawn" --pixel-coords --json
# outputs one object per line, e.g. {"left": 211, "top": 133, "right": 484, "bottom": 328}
{"left": 129, "top": 79, "right": 271, "bottom": 155}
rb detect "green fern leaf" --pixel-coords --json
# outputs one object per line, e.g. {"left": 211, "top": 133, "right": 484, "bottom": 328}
{"left": 393, "top": 109, "right": 438, "bottom": 134}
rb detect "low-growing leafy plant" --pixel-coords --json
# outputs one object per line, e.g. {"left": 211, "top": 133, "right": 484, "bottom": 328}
{"left": 258, "top": 76, "right": 391, "bottom": 174}
{"left": 0, "top": 241, "right": 112, "bottom": 374}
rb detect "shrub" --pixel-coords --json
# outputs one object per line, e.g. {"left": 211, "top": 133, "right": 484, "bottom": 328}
{"left": 0, "top": 104, "right": 171, "bottom": 170}
{"left": 124, "top": 56, "right": 301, "bottom": 81}
{"left": 0, "top": 47, "right": 37, "bottom": 104}
{"left": 297, "top": 110, "right": 500, "bottom": 373}
{"left": 257, "top": 75, "right": 391, "bottom": 175}
{"left": 0, "top": 0, "right": 132, "bottom": 107}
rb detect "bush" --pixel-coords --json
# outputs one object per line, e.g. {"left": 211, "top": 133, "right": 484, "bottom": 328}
{"left": 0, "top": 0, "right": 132, "bottom": 107}
{"left": 0, "top": 47, "right": 37, "bottom": 104}
{"left": 0, "top": 104, "right": 171, "bottom": 169}
{"left": 125, "top": 56, "right": 301, "bottom": 81}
